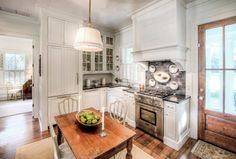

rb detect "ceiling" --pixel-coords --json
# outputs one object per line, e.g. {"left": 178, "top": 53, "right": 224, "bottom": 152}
{"left": 0, "top": 0, "right": 195, "bottom": 32}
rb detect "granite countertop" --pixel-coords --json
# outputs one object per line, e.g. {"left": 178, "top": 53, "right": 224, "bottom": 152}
{"left": 83, "top": 83, "right": 130, "bottom": 90}
{"left": 122, "top": 88, "right": 139, "bottom": 94}
{"left": 164, "top": 94, "right": 191, "bottom": 104}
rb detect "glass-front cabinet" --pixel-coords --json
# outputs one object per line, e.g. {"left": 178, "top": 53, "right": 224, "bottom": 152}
{"left": 95, "top": 51, "right": 103, "bottom": 71}
{"left": 82, "top": 51, "right": 92, "bottom": 72}
{"left": 82, "top": 35, "right": 114, "bottom": 73}
{"left": 106, "top": 48, "right": 113, "bottom": 71}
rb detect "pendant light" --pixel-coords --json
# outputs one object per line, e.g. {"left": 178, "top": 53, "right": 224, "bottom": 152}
{"left": 74, "top": 0, "right": 103, "bottom": 52}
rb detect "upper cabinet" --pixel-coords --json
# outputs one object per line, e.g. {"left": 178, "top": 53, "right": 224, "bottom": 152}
{"left": 47, "top": 16, "right": 79, "bottom": 97}
{"left": 82, "top": 35, "right": 114, "bottom": 74}
{"left": 48, "top": 17, "right": 77, "bottom": 46}
{"left": 48, "top": 17, "right": 64, "bottom": 45}
{"left": 64, "top": 22, "right": 78, "bottom": 47}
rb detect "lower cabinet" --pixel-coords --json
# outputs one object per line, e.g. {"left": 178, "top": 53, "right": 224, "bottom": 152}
{"left": 82, "top": 89, "right": 101, "bottom": 110}
{"left": 48, "top": 94, "right": 79, "bottom": 124}
{"left": 124, "top": 92, "right": 135, "bottom": 127}
{"left": 81, "top": 87, "right": 136, "bottom": 127}
{"left": 163, "top": 99, "right": 190, "bottom": 150}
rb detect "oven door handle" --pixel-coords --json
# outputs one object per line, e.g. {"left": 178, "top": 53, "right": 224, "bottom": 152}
{"left": 136, "top": 102, "right": 163, "bottom": 112}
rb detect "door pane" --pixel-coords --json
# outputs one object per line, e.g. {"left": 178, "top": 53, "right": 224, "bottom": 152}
{"left": 205, "top": 70, "right": 223, "bottom": 112}
{"left": 205, "top": 27, "right": 223, "bottom": 69}
{"left": 225, "top": 70, "right": 236, "bottom": 115}
{"left": 225, "top": 24, "right": 236, "bottom": 68}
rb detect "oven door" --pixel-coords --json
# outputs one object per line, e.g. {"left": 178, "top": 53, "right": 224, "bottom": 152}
{"left": 136, "top": 102, "right": 163, "bottom": 139}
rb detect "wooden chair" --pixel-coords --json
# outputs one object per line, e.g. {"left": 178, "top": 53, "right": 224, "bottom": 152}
{"left": 58, "top": 97, "right": 79, "bottom": 115}
{"left": 108, "top": 100, "right": 128, "bottom": 125}
{"left": 49, "top": 123, "right": 75, "bottom": 159}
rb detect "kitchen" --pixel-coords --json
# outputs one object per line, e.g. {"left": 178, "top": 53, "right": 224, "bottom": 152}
{"left": 0, "top": 0, "right": 236, "bottom": 159}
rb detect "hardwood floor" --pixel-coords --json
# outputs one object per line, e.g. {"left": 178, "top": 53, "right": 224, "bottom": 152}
{"left": 0, "top": 112, "right": 50, "bottom": 159}
{"left": 128, "top": 126, "right": 199, "bottom": 159}
{"left": 0, "top": 112, "right": 198, "bottom": 159}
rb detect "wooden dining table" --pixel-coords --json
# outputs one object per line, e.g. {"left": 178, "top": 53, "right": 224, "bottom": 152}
{"left": 54, "top": 108, "right": 136, "bottom": 159}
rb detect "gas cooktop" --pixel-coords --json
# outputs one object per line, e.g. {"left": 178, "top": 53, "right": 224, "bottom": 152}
{"left": 137, "top": 90, "right": 172, "bottom": 98}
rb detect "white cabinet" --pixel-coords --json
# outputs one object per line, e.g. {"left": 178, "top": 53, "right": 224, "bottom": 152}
{"left": 164, "top": 99, "right": 190, "bottom": 150}
{"left": 48, "top": 17, "right": 64, "bottom": 45}
{"left": 62, "top": 48, "right": 79, "bottom": 94}
{"left": 82, "top": 34, "right": 114, "bottom": 74}
{"left": 124, "top": 92, "right": 135, "bottom": 127}
{"left": 48, "top": 46, "right": 63, "bottom": 96}
{"left": 82, "top": 89, "right": 101, "bottom": 110}
{"left": 48, "top": 46, "right": 79, "bottom": 97}
{"left": 64, "top": 22, "right": 77, "bottom": 46}
{"left": 48, "top": 17, "right": 78, "bottom": 46}
{"left": 48, "top": 94, "right": 79, "bottom": 124}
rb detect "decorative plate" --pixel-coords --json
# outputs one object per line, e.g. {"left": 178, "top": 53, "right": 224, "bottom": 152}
{"left": 149, "top": 65, "right": 156, "bottom": 73}
{"left": 154, "top": 71, "right": 170, "bottom": 84}
{"left": 169, "top": 81, "right": 179, "bottom": 90}
{"left": 169, "top": 64, "right": 179, "bottom": 74}
{"left": 149, "top": 79, "right": 156, "bottom": 87}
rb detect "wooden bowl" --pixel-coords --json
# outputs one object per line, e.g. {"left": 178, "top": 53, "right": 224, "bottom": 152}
{"left": 75, "top": 110, "right": 102, "bottom": 128}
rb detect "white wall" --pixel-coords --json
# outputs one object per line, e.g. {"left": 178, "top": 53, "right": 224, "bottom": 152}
{"left": 115, "top": 26, "right": 146, "bottom": 85}
{"left": 186, "top": 0, "right": 236, "bottom": 139}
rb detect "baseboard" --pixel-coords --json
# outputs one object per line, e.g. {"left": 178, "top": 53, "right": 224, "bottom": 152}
{"left": 164, "top": 130, "right": 190, "bottom": 150}
{"left": 127, "top": 118, "right": 136, "bottom": 128}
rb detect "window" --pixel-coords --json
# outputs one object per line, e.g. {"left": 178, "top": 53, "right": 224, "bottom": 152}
{"left": 121, "top": 47, "right": 138, "bottom": 82}
{"left": 205, "top": 23, "right": 236, "bottom": 115}
{"left": 4, "top": 53, "right": 25, "bottom": 84}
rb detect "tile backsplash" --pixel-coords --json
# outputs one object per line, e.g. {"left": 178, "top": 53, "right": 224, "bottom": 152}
{"left": 146, "top": 61, "right": 186, "bottom": 95}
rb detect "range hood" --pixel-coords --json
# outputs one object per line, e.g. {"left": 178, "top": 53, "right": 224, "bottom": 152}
{"left": 131, "top": 0, "right": 188, "bottom": 71}
{"left": 133, "top": 44, "right": 188, "bottom": 71}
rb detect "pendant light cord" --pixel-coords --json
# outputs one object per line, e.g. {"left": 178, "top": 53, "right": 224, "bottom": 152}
{"left": 88, "top": 0, "right": 91, "bottom": 26}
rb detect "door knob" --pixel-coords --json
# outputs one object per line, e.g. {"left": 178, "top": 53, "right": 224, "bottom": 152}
{"left": 199, "top": 96, "right": 204, "bottom": 100}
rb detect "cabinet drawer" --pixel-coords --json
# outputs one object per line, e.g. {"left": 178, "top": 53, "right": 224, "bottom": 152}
{"left": 164, "top": 101, "right": 176, "bottom": 111}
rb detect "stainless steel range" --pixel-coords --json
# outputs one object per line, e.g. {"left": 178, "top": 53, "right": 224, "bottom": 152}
{"left": 135, "top": 90, "right": 171, "bottom": 140}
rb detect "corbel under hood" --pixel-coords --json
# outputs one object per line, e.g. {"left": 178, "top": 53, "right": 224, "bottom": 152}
{"left": 133, "top": 44, "right": 188, "bottom": 71}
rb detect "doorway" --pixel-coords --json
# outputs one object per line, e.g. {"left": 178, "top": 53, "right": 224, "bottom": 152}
{"left": 0, "top": 35, "right": 34, "bottom": 117}
{"left": 198, "top": 16, "right": 236, "bottom": 152}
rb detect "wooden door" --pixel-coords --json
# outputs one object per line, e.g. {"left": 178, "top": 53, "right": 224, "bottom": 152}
{"left": 198, "top": 16, "right": 236, "bottom": 152}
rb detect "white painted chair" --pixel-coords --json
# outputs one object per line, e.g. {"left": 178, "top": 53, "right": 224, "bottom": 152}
{"left": 49, "top": 123, "right": 75, "bottom": 159}
{"left": 58, "top": 97, "right": 79, "bottom": 115}
{"left": 108, "top": 100, "right": 128, "bottom": 125}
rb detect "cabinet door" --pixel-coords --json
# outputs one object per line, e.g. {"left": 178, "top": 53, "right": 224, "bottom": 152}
{"left": 48, "top": 46, "right": 62, "bottom": 97}
{"left": 48, "top": 17, "right": 64, "bottom": 45}
{"left": 95, "top": 51, "right": 103, "bottom": 71}
{"left": 106, "top": 48, "right": 113, "bottom": 71}
{"left": 82, "top": 51, "right": 92, "bottom": 72}
{"left": 48, "top": 97, "right": 60, "bottom": 124}
{"left": 100, "top": 88, "right": 107, "bottom": 108}
{"left": 62, "top": 48, "right": 79, "bottom": 94}
{"left": 82, "top": 90, "right": 101, "bottom": 110}
{"left": 64, "top": 22, "right": 77, "bottom": 46}
{"left": 164, "top": 110, "right": 176, "bottom": 140}
{"left": 128, "top": 95, "right": 135, "bottom": 123}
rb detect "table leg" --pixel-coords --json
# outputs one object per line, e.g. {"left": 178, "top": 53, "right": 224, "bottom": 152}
{"left": 126, "top": 139, "right": 133, "bottom": 159}
{"left": 57, "top": 126, "right": 62, "bottom": 145}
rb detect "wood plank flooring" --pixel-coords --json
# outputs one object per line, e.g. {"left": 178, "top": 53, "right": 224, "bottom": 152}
{"left": 0, "top": 112, "right": 199, "bottom": 159}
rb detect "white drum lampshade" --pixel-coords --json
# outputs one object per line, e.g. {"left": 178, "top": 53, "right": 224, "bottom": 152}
{"left": 74, "top": 27, "right": 103, "bottom": 52}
